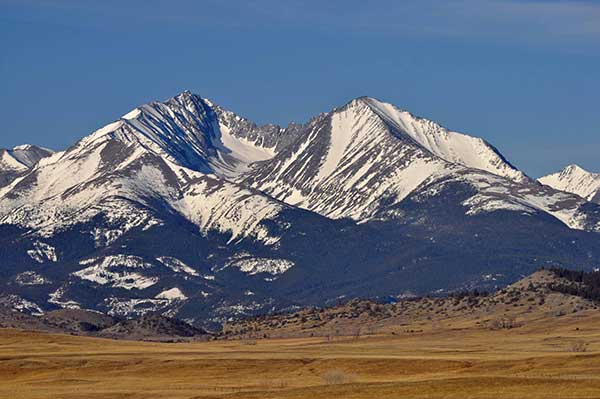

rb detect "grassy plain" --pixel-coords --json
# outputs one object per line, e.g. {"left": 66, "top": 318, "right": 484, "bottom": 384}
{"left": 2, "top": 309, "right": 600, "bottom": 398}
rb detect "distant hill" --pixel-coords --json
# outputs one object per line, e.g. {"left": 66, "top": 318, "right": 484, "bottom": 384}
{"left": 100, "top": 314, "right": 206, "bottom": 340}
{"left": 0, "top": 304, "right": 207, "bottom": 341}
{"left": 221, "top": 269, "right": 600, "bottom": 339}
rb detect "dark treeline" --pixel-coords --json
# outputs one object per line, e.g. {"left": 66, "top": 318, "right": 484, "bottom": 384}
{"left": 548, "top": 267, "right": 600, "bottom": 303}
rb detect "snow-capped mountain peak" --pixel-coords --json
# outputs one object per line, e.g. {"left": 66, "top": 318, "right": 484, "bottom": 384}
{"left": 72, "top": 91, "right": 278, "bottom": 179}
{"left": 539, "top": 164, "right": 600, "bottom": 203}
{"left": 0, "top": 148, "right": 28, "bottom": 172}
{"left": 0, "top": 92, "right": 296, "bottom": 246}
{"left": 240, "top": 95, "right": 532, "bottom": 221}
{"left": 0, "top": 144, "right": 54, "bottom": 188}
{"left": 359, "top": 97, "right": 527, "bottom": 183}
{"left": 1, "top": 144, "right": 54, "bottom": 169}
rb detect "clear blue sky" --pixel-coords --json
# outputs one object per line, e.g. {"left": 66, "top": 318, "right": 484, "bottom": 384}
{"left": 1, "top": 0, "right": 599, "bottom": 177}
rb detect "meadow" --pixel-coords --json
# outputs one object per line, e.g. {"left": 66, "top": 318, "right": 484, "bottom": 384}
{"left": 2, "top": 308, "right": 600, "bottom": 398}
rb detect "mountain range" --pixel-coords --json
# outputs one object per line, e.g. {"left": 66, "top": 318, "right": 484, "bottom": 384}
{"left": 1, "top": 91, "right": 599, "bottom": 328}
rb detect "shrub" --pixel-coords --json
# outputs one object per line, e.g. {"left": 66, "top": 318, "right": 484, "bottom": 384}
{"left": 489, "top": 316, "right": 519, "bottom": 330}
{"left": 569, "top": 340, "right": 589, "bottom": 353}
{"left": 321, "top": 370, "right": 356, "bottom": 385}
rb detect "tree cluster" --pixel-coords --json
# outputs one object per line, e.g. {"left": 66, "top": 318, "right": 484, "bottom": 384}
{"left": 549, "top": 267, "right": 600, "bottom": 302}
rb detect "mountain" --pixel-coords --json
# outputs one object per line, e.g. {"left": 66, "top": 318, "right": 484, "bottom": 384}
{"left": 0, "top": 144, "right": 53, "bottom": 187}
{"left": 1, "top": 91, "right": 600, "bottom": 328}
{"left": 539, "top": 164, "right": 600, "bottom": 204}
{"left": 241, "top": 97, "right": 595, "bottom": 229}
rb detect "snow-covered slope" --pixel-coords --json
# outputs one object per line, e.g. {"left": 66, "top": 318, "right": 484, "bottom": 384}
{"left": 8, "top": 145, "right": 54, "bottom": 167}
{"left": 0, "top": 149, "right": 28, "bottom": 173}
{"left": 413, "top": 168, "right": 600, "bottom": 232}
{"left": 0, "top": 144, "right": 53, "bottom": 170}
{"left": 2, "top": 92, "right": 597, "bottom": 238}
{"left": 539, "top": 165, "right": 600, "bottom": 204}
{"left": 362, "top": 98, "right": 527, "bottom": 183}
{"left": 242, "top": 98, "right": 450, "bottom": 220}
{"left": 0, "top": 145, "right": 53, "bottom": 187}
{"left": 74, "top": 91, "right": 276, "bottom": 176}
{"left": 5, "top": 92, "right": 587, "bottom": 235}
{"left": 241, "top": 97, "right": 596, "bottom": 231}
{"left": 0, "top": 92, "right": 287, "bottom": 243}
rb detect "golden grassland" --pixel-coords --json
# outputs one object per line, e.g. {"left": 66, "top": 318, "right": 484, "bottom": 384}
{"left": 2, "top": 310, "right": 600, "bottom": 398}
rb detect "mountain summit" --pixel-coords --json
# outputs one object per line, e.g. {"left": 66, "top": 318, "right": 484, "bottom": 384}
{"left": 539, "top": 164, "right": 600, "bottom": 204}
{"left": 0, "top": 144, "right": 53, "bottom": 187}
{"left": 1, "top": 91, "right": 600, "bottom": 327}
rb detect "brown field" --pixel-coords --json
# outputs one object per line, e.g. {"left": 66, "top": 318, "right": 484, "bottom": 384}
{"left": 2, "top": 309, "right": 600, "bottom": 399}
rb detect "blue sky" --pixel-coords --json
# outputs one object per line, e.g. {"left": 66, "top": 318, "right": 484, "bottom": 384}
{"left": 1, "top": 0, "right": 599, "bottom": 177}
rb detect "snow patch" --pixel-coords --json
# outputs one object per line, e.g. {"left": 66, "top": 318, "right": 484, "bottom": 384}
{"left": 1, "top": 295, "right": 44, "bottom": 316}
{"left": 122, "top": 108, "right": 142, "bottom": 120}
{"left": 104, "top": 297, "right": 171, "bottom": 317}
{"left": 27, "top": 241, "right": 58, "bottom": 263}
{"left": 156, "top": 288, "right": 187, "bottom": 301}
{"left": 157, "top": 256, "right": 199, "bottom": 276}
{"left": 48, "top": 287, "right": 80, "bottom": 309}
{"left": 224, "top": 255, "right": 294, "bottom": 275}
{"left": 15, "top": 271, "right": 51, "bottom": 286}
{"left": 72, "top": 255, "right": 159, "bottom": 290}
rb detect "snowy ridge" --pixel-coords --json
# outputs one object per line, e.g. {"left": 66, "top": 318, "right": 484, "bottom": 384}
{"left": 362, "top": 98, "right": 527, "bottom": 183}
{"left": 0, "top": 149, "right": 28, "bottom": 172}
{"left": 76, "top": 91, "right": 276, "bottom": 177}
{"left": 0, "top": 145, "right": 54, "bottom": 174}
{"left": 242, "top": 99, "right": 451, "bottom": 220}
{"left": 8, "top": 145, "right": 54, "bottom": 168}
{"left": 0, "top": 92, "right": 288, "bottom": 243}
{"left": 449, "top": 169, "right": 596, "bottom": 231}
{"left": 539, "top": 165, "right": 600, "bottom": 204}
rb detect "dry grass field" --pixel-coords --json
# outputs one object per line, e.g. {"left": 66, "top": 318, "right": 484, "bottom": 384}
{"left": 3, "top": 307, "right": 600, "bottom": 399}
